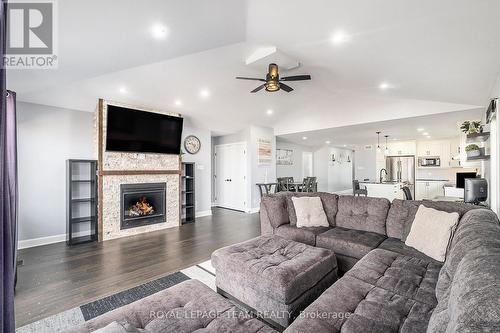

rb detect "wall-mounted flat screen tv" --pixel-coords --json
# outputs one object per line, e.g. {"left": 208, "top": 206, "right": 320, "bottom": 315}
{"left": 106, "top": 105, "right": 183, "bottom": 154}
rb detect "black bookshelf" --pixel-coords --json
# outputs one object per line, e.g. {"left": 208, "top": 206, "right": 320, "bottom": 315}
{"left": 181, "top": 162, "right": 195, "bottom": 224}
{"left": 66, "top": 159, "right": 98, "bottom": 245}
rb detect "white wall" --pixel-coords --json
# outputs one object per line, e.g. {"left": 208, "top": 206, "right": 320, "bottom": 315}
{"left": 18, "top": 102, "right": 214, "bottom": 245}
{"left": 313, "top": 146, "right": 353, "bottom": 192}
{"left": 181, "top": 126, "right": 212, "bottom": 216}
{"left": 276, "top": 140, "right": 312, "bottom": 180}
{"left": 249, "top": 126, "right": 276, "bottom": 209}
{"left": 17, "top": 102, "right": 94, "bottom": 242}
{"left": 212, "top": 125, "right": 276, "bottom": 212}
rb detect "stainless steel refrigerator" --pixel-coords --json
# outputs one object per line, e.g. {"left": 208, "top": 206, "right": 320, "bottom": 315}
{"left": 385, "top": 155, "right": 416, "bottom": 198}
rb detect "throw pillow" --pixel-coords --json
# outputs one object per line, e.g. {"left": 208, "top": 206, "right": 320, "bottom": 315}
{"left": 405, "top": 205, "right": 459, "bottom": 262}
{"left": 291, "top": 197, "right": 329, "bottom": 228}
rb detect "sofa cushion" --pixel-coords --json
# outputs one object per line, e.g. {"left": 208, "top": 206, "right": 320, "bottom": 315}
{"left": 261, "top": 195, "right": 290, "bottom": 228}
{"left": 335, "top": 196, "right": 390, "bottom": 235}
{"left": 94, "top": 321, "right": 146, "bottom": 333}
{"left": 287, "top": 192, "right": 338, "bottom": 227}
{"left": 386, "top": 199, "right": 481, "bottom": 241}
{"left": 275, "top": 224, "right": 330, "bottom": 246}
{"left": 285, "top": 270, "right": 436, "bottom": 333}
{"left": 69, "top": 279, "right": 277, "bottom": 333}
{"left": 316, "top": 227, "right": 386, "bottom": 259}
{"left": 377, "top": 237, "right": 438, "bottom": 262}
{"left": 405, "top": 205, "right": 459, "bottom": 262}
{"left": 385, "top": 199, "right": 420, "bottom": 240}
{"left": 427, "top": 209, "right": 500, "bottom": 332}
{"left": 345, "top": 249, "right": 442, "bottom": 306}
{"left": 211, "top": 235, "right": 337, "bottom": 305}
{"left": 292, "top": 196, "right": 329, "bottom": 228}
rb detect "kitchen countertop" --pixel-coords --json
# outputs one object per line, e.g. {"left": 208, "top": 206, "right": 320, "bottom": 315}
{"left": 416, "top": 179, "right": 449, "bottom": 182}
{"left": 360, "top": 181, "right": 403, "bottom": 185}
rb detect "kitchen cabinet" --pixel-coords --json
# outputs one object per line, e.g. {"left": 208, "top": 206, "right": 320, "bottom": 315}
{"left": 417, "top": 140, "right": 451, "bottom": 167}
{"left": 415, "top": 180, "right": 445, "bottom": 199}
{"left": 387, "top": 141, "right": 416, "bottom": 156}
{"left": 363, "top": 182, "right": 405, "bottom": 201}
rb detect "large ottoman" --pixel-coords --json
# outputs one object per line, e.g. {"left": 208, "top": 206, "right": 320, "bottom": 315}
{"left": 68, "top": 279, "right": 277, "bottom": 333}
{"left": 211, "top": 235, "right": 338, "bottom": 329}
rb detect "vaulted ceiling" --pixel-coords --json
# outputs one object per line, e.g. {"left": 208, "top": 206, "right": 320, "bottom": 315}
{"left": 8, "top": 0, "right": 500, "bottom": 135}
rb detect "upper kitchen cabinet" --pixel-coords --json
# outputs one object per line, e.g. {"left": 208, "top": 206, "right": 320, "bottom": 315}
{"left": 386, "top": 140, "right": 416, "bottom": 156}
{"left": 417, "top": 140, "right": 451, "bottom": 167}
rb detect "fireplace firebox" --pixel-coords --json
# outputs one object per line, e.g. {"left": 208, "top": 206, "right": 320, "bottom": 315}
{"left": 120, "top": 183, "right": 166, "bottom": 229}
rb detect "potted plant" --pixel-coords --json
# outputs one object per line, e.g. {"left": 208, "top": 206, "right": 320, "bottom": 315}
{"left": 465, "top": 144, "right": 481, "bottom": 158}
{"left": 460, "top": 121, "right": 483, "bottom": 134}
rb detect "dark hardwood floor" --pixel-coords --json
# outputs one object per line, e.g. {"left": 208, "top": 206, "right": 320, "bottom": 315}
{"left": 15, "top": 208, "right": 260, "bottom": 328}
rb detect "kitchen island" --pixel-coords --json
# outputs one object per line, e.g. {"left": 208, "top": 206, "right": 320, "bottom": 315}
{"left": 360, "top": 181, "right": 405, "bottom": 201}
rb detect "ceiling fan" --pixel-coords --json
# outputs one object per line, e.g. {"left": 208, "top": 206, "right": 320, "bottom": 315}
{"left": 236, "top": 63, "right": 311, "bottom": 93}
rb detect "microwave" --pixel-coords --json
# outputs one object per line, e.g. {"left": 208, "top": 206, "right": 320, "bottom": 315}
{"left": 418, "top": 157, "right": 441, "bottom": 167}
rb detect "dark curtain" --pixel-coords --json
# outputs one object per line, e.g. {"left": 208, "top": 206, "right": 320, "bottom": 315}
{"left": 1, "top": 0, "right": 18, "bottom": 331}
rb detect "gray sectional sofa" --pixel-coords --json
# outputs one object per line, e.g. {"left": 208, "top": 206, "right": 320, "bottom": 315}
{"left": 260, "top": 192, "right": 500, "bottom": 332}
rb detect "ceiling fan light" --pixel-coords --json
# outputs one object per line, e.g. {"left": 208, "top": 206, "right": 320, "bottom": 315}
{"left": 265, "top": 81, "right": 280, "bottom": 92}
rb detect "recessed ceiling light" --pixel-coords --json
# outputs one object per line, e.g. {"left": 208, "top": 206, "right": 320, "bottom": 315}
{"left": 343, "top": 144, "right": 347, "bottom": 147}
{"left": 266, "top": 109, "right": 273, "bottom": 115}
{"left": 302, "top": 136, "right": 308, "bottom": 140}
{"left": 426, "top": 135, "right": 431, "bottom": 139}
{"left": 325, "top": 140, "right": 331, "bottom": 144}
{"left": 118, "top": 86, "right": 128, "bottom": 94}
{"left": 199, "top": 89, "right": 210, "bottom": 98}
{"left": 174, "top": 99, "right": 183, "bottom": 106}
{"left": 422, "top": 132, "right": 429, "bottom": 136}
{"left": 379, "top": 82, "right": 392, "bottom": 90}
{"left": 151, "top": 23, "right": 168, "bottom": 40}
{"left": 331, "top": 31, "right": 350, "bottom": 45}
{"left": 417, "top": 128, "right": 425, "bottom": 132}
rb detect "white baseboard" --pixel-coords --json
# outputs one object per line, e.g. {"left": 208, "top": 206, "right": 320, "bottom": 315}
{"left": 18, "top": 233, "right": 66, "bottom": 249}
{"left": 195, "top": 210, "right": 212, "bottom": 218}
{"left": 246, "top": 207, "right": 260, "bottom": 214}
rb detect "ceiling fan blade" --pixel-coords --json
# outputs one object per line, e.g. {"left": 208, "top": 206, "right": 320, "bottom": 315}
{"left": 280, "top": 75, "right": 311, "bottom": 81}
{"left": 280, "top": 83, "right": 294, "bottom": 92}
{"left": 251, "top": 84, "right": 266, "bottom": 93}
{"left": 236, "top": 77, "right": 266, "bottom": 81}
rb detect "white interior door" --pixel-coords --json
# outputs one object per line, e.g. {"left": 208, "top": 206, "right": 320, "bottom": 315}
{"left": 215, "top": 142, "right": 247, "bottom": 211}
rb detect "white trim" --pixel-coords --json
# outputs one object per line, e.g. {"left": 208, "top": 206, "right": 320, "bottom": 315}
{"left": 18, "top": 234, "right": 66, "bottom": 249}
{"left": 247, "top": 207, "right": 260, "bottom": 214}
{"left": 195, "top": 210, "right": 212, "bottom": 218}
{"left": 18, "top": 230, "right": 92, "bottom": 249}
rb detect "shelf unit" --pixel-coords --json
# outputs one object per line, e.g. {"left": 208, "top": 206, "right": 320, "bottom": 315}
{"left": 466, "top": 132, "right": 491, "bottom": 162}
{"left": 66, "top": 159, "right": 98, "bottom": 245}
{"left": 181, "top": 162, "right": 195, "bottom": 224}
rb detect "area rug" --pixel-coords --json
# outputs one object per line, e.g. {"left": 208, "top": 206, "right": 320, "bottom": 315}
{"left": 16, "top": 260, "right": 217, "bottom": 333}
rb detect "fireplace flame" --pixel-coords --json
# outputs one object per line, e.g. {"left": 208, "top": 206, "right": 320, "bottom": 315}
{"left": 128, "top": 197, "right": 155, "bottom": 217}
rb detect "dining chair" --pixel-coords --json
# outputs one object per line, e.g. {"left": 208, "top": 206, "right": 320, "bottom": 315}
{"left": 352, "top": 180, "right": 368, "bottom": 196}
{"left": 402, "top": 186, "right": 413, "bottom": 200}
{"left": 302, "top": 177, "right": 317, "bottom": 192}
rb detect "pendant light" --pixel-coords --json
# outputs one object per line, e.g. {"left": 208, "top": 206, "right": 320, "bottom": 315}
{"left": 376, "top": 131, "right": 381, "bottom": 153}
{"left": 384, "top": 135, "right": 390, "bottom": 155}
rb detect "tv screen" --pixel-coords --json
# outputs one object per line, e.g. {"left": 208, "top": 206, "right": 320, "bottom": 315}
{"left": 106, "top": 105, "right": 183, "bottom": 154}
{"left": 456, "top": 172, "right": 477, "bottom": 189}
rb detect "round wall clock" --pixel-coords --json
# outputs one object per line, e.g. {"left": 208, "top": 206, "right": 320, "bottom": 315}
{"left": 184, "top": 135, "right": 201, "bottom": 154}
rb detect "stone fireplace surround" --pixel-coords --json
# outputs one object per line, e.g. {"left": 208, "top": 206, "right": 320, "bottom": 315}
{"left": 96, "top": 99, "right": 181, "bottom": 241}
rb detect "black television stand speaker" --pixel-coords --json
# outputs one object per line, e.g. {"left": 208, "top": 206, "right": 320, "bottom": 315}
{"left": 181, "top": 162, "right": 195, "bottom": 224}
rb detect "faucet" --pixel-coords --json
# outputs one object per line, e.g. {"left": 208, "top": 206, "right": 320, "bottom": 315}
{"left": 379, "top": 168, "right": 388, "bottom": 183}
